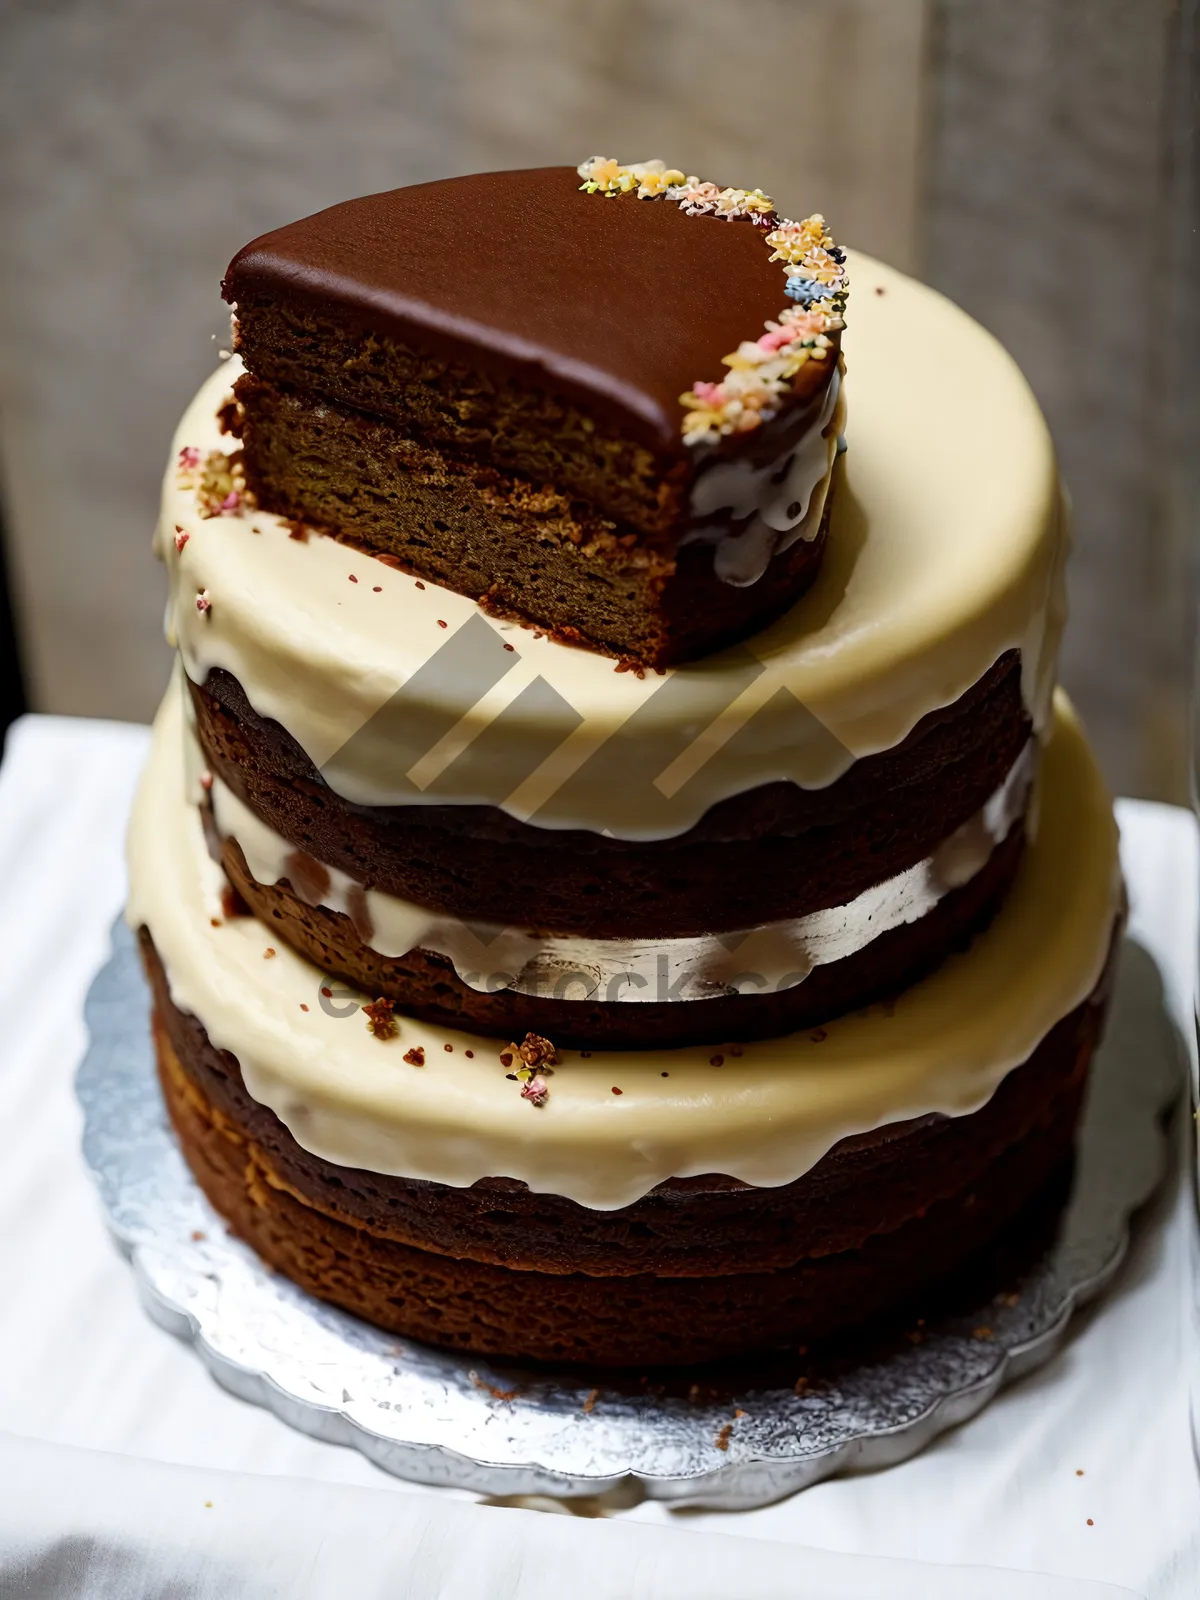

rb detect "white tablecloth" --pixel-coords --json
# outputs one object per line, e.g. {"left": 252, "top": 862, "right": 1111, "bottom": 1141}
{"left": 0, "top": 712, "right": 1196, "bottom": 1598}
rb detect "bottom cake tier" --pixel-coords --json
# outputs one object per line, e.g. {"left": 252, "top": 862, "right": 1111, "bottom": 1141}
{"left": 128, "top": 681, "right": 1122, "bottom": 1368}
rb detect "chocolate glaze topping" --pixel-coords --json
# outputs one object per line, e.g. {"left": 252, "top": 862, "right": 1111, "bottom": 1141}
{"left": 223, "top": 166, "right": 815, "bottom": 456}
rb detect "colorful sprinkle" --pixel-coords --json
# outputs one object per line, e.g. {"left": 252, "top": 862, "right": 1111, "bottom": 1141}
{"left": 577, "top": 157, "right": 848, "bottom": 445}
{"left": 521, "top": 1073, "right": 550, "bottom": 1107}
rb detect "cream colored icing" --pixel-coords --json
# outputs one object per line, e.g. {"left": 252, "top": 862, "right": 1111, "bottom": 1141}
{"left": 157, "top": 251, "right": 1065, "bottom": 840}
{"left": 205, "top": 725, "right": 1035, "bottom": 1003}
{"left": 685, "top": 364, "right": 845, "bottom": 585}
{"left": 128, "top": 676, "right": 1119, "bottom": 1210}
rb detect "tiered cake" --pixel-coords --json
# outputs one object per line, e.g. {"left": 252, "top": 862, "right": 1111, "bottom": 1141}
{"left": 127, "top": 163, "right": 1122, "bottom": 1367}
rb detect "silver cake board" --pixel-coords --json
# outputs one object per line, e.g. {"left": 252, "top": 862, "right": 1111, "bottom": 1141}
{"left": 77, "top": 920, "right": 1184, "bottom": 1509}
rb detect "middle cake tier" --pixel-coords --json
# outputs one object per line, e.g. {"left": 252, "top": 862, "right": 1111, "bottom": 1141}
{"left": 164, "top": 252, "right": 1065, "bottom": 1048}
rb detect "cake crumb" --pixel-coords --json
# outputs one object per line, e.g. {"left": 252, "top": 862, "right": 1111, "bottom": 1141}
{"left": 363, "top": 997, "right": 398, "bottom": 1040}
{"left": 403, "top": 1046, "right": 426, "bottom": 1067}
{"left": 210, "top": 917, "right": 221, "bottom": 928}
{"left": 875, "top": 285, "right": 886, "bottom": 295}
{"left": 1087, "top": 1519, "right": 1094, "bottom": 1527}
{"left": 973, "top": 1326, "right": 994, "bottom": 1341}
{"left": 582, "top": 1388, "right": 600, "bottom": 1414}
{"left": 794, "top": 1375, "right": 809, "bottom": 1394}
{"left": 415, "top": 580, "right": 425, "bottom": 589}
{"left": 191, "top": 1230, "right": 206, "bottom": 1242}
{"left": 1003, "top": 1291, "right": 1021, "bottom": 1306}
{"left": 286, "top": 519, "right": 310, "bottom": 542}
{"left": 715, "top": 1423, "right": 733, "bottom": 1451}
{"left": 469, "top": 1371, "right": 519, "bottom": 1402}
{"left": 516, "top": 1032, "right": 558, "bottom": 1068}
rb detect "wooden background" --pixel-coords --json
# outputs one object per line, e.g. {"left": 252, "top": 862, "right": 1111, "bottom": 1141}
{"left": 1, "top": 0, "right": 1194, "bottom": 797}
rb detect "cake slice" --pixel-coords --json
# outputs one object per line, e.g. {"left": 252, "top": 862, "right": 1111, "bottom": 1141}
{"left": 221, "top": 162, "right": 847, "bottom": 667}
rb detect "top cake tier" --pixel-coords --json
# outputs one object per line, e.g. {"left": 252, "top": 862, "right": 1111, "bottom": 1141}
{"left": 220, "top": 163, "right": 847, "bottom": 667}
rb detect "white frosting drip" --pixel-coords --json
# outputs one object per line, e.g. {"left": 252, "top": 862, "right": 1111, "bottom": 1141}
{"left": 156, "top": 251, "right": 1067, "bottom": 840}
{"left": 128, "top": 677, "right": 1120, "bottom": 1210}
{"left": 207, "top": 732, "right": 1036, "bottom": 1004}
{"left": 685, "top": 366, "right": 844, "bottom": 586}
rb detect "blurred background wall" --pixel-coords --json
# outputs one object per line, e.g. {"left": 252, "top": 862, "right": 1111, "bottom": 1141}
{"left": 0, "top": 0, "right": 1195, "bottom": 797}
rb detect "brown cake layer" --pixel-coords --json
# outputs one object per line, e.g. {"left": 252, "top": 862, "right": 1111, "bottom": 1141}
{"left": 191, "top": 649, "right": 1028, "bottom": 939}
{"left": 146, "top": 928, "right": 1114, "bottom": 1367}
{"left": 230, "top": 375, "right": 831, "bottom": 667}
{"left": 220, "top": 825, "right": 1024, "bottom": 1048}
{"left": 223, "top": 167, "right": 843, "bottom": 666}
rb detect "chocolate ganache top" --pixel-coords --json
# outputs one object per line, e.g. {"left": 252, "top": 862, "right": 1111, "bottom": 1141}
{"left": 222, "top": 166, "right": 827, "bottom": 456}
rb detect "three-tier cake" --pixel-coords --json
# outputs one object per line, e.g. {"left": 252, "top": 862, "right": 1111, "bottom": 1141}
{"left": 127, "top": 163, "right": 1121, "bottom": 1367}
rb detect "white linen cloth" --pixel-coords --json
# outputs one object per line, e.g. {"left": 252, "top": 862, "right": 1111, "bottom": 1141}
{"left": 0, "top": 712, "right": 1195, "bottom": 1598}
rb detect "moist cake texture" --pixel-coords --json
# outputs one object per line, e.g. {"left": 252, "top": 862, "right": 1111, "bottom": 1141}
{"left": 222, "top": 164, "right": 847, "bottom": 666}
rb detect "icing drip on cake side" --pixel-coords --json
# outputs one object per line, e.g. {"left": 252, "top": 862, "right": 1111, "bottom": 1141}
{"left": 128, "top": 676, "right": 1120, "bottom": 1211}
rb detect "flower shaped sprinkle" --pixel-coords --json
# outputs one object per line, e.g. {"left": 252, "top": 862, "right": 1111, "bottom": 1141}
{"left": 576, "top": 158, "right": 848, "bottom": 445}
{"left": 177, "top": 446, "right": 256, "bottom": 519}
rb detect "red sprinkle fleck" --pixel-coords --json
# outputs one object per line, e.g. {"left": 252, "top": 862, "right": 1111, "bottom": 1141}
{"left": 710, "top": 1054, "right": 724, "bottom": 1066}
{"left": 404, "top": 1046, "right": 426, "bottom": 1067}
{"left": 810, "top": 1028, "right": 828, "bottom": 1043}
{"left": 263, "top": 947, "right": 276, "bottom": 959}
{"left": 444, "top": 1042, "right": 453, "bottom": 1052}
{"left": 465, "top": 1049, "right": 474, "bottom": 1058}
{"left": 661, "top": 1071, "right": 669, "bottom": 1077}
{"left": 373, "top": 585, "right": 382, "bottom": 592}
{"left": 437, "top": 619, "right": 448, "bottom": 629}
{"left": 521, "top": 1074, "right": 550, "bottom": 1106}
{"left": 321, "top": 987, "right": 333, "bottom": 998}
{"left": 196, "top": 590, "right": 211, "bottom": 613}
{"left": 199, "top": 771, "right": 213, "bottom": 791}
{"left": 1087, "top": 1519, "right": 1094, "bottom": 1527}
{"left": 174, "top": 528, "right": 190, "bottom": 553}
{"left": 499, "top": 1052, "right": 513, "bottom": 1068}
{"left": 503, "top": 642, "right": 515, "bottom": 652}
{"left": 415, "top": 581, "right": 425, "bottom": 589}
{"left": 348, "top": 574, "right": 358, "bottom": 583}
{"left": 611, "top": 1086, "right": 623, "bottom": 1096}
{"left": 875, "top": 285, "right": 886, "bottom": 295}
{"left": 300, "top": 1004, "right": 309, "bottom": 1012}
